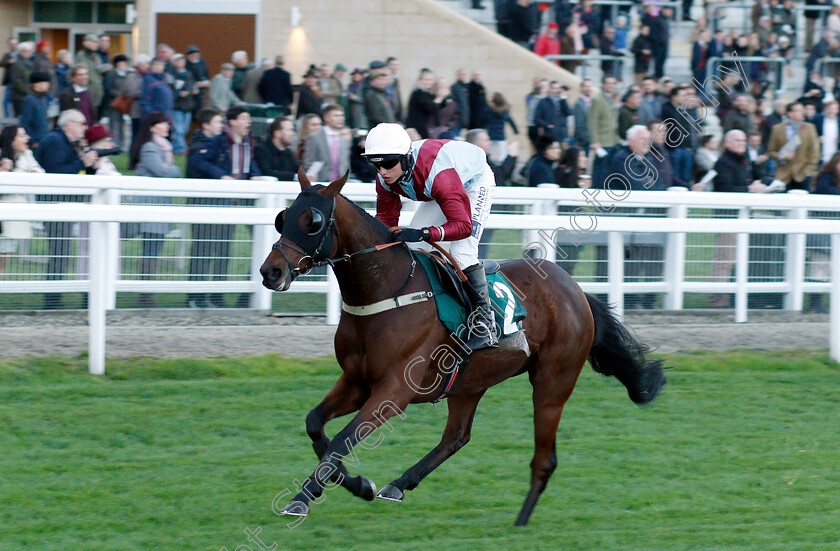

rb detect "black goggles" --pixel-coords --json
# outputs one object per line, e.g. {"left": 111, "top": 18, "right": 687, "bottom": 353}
{"left": 367, "top": 155, "right": 402, "bottom": 170}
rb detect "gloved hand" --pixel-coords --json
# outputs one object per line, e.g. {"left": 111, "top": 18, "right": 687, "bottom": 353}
{"left": 392, "top": 227, "right": 432, "bottom": 243}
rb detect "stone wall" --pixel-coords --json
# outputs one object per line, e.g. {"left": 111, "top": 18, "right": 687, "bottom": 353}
{"left": 259, "top": 0, "right": 580, "bottom": 144}
{"left": 129, "top": 0, "right": 583, "bottom": 147}
{"left": 0, "top": 1, "right": 34, "bottom": 48}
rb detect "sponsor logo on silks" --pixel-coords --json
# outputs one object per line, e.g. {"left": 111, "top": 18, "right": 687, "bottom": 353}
{"left": 471, "top": 221, "right": 482, "bottom": 237}
{"left": 474, "top": 186, "right": 488, "bottom": 216}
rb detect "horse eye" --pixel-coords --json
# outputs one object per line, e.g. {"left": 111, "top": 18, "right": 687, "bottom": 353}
{"left": 307, "top": 209, "right": 325, "bottom": 235}
{"left": 274, "top": 209, "right": 286, "bottom": 233}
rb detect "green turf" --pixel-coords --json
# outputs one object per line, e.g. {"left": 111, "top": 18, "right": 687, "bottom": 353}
{"left": 1, "top": 350, "right": 838, "bottom": 550}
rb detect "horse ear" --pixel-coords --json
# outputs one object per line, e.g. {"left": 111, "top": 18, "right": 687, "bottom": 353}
{"left": 323, "top": 170, "right": 349, "bottom": 198}
{"left": 299, "top": 166, "right": 311, "bottom": 190}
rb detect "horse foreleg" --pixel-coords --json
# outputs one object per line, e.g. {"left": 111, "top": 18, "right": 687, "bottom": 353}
{"left": 305, "top": 374, "right": 376, "bottom": 501}
{"left": 376, "top": 391, "right": 486, "bottom": 503}
{"left": 278, "top": 387, "right": 413, "bottom": 518}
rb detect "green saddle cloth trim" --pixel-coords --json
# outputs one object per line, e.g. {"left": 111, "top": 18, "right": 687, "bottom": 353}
{"left": 413, "top": 253, "right": 527, "bottom": 337}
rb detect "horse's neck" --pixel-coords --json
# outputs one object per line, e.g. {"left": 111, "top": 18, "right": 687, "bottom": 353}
{"left": 333, "top": 202, "right": 411, "bottom": 305}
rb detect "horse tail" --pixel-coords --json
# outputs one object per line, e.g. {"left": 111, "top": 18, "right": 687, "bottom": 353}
{"left": 584, "top": 293, "right": 666, "bottom": 405}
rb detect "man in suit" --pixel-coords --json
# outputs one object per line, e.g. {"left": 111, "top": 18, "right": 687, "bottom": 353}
{"left": 534, "top": 80, "right": 571, "bottom": 143}
{"left": 303, "top": 104, "right": 350, "bottom": 182}
{"left": 814, "top": 100, "right": 840, "bottom": 164}
{"left": 767, "top": 102, "right": 820, "bottom": 191}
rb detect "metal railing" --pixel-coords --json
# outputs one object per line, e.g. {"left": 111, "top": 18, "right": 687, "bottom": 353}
{"left": 706, "top": 55, "right": 787, "bottom": 92}
{"left": 543, "top": 53, "right": 630, "bottom": 79}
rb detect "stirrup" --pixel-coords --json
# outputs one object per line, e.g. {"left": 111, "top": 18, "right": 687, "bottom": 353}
{"left": 465, "top": 310, "right": 499, "bottom": 351}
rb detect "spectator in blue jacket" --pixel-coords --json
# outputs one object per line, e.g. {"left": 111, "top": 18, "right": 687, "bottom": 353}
{"left": 20, "top": 71, "right": 52, "bottom": 150}
{"left": 35, "top": 109, "right": 99, "bottom": 309}
{"left": 190, "top": 105, "right": 261, "bottom": 180}
{"left": 534, "top": 81, "right": 571, "bottom": 143}
{"left": 188, "top": 105, "right": 261, "bottom": 308}
{"left": 526, "top": 135, "right": 561, "bottom": 187}
{"left": 140, "top": 57, "right": 174, "bottom": 119}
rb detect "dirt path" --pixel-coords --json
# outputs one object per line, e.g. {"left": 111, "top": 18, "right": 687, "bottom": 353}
{"left": 0, "top": 310, "right": 829, "bottom": 359}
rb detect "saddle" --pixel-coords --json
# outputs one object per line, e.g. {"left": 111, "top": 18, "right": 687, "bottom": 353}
{"left": 412, "top": 252, "right": 525, "bottom": 340}
{"left": 412, "top": 251, "right": 528, "bottom": 401}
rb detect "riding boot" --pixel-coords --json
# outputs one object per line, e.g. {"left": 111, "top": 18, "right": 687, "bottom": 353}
{"left": 463, "top": 262, "right": 499, "bottom": 351}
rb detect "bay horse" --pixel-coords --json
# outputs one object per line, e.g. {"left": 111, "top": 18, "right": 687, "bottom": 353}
{"left": 259, "top": 171, "right": 666, "bottom": 526}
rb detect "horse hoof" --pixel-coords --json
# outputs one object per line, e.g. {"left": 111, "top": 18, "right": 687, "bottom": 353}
{"left": 376, "top": 483, "right": 404, "bottom": 502}
{"left": 279, "top": 500, "right": 310, "bottom": 517}
{"left": 359, "top": 476, "right": 377, "bottom": 501}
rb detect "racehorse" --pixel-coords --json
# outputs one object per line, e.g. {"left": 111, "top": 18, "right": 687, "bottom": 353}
{"left": 260, "top": 171, "right": 666, "bottom": 526}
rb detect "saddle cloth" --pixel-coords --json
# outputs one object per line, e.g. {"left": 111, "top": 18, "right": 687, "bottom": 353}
{"left": 413, "top": 252, "right": 526, "bottom": 339}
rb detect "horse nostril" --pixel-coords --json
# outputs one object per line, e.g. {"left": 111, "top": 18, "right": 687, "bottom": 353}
{"left": 269, "top": 268, "right": 282, "bottom": 282}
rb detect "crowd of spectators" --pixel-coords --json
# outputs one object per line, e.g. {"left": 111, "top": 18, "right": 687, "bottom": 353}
{"left": 3, "top": 1, "right": 840, "bottom": 310}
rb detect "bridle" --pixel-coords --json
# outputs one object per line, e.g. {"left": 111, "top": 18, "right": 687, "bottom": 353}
{"left": 271, "top": 196, "right": 403, "bottom": 278}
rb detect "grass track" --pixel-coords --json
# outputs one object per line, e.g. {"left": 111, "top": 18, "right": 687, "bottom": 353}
{"left": 1, "top": 351, "right": 839, "bottom": 550}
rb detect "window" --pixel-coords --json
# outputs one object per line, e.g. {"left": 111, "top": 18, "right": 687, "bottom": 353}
{"left": 33, "top": 1, "right": 94, "bottom": 23}
{"left": 97, "top": 2, "right": 128, "bottom": 25}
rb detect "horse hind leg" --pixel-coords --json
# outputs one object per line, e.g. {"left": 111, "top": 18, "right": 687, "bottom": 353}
{"left": 377, "top": 391, "right": 486, "bottom": 502}
{"left": 305, "top": 375, "right": 376, "bottom": 502}
{"left": 515, "top": 363, "right": 581, "bottom": 527}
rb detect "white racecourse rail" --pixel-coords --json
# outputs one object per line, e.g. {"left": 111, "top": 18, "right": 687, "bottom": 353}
{"left": 2, "top": 172, "right": 840, "bottom": 373}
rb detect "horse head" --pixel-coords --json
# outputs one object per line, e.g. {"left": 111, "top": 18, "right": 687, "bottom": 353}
{"left": 260, "top": 168, "right": 348, "bottom": 291}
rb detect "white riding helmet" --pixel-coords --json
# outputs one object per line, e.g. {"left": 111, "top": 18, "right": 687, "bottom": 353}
{"left": 363, "top": 123, "right": 411, "bottom": 160}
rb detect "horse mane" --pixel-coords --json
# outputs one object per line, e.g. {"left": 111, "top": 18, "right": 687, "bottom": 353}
{"left": 340, "top": 194, "right": 399, "bottom": 246}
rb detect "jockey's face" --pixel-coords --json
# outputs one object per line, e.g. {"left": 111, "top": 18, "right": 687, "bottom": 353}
{"left": 377, "top": 162, "right": 405, "bottom": 186}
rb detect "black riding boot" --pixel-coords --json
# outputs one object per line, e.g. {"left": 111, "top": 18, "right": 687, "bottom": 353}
{"left": 463, "top": 262, "right": 499, "bottom": 351}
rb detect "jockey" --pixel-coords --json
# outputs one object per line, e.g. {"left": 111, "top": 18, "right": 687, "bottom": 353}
{"left": 363, "top": 123, "right": 498, "bottom": 350}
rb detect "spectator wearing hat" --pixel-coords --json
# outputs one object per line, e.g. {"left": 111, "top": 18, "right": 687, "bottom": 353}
{"left": 364, "top": 70, "right": 396, "bottom": 128}
{"left": 325, "top": 63, "right": 347, "bottom": 107}
{"left": 210, "top": 62, "right": 242, "bottom": 112}
{"left": 103, "top": 54, "right": 130, "bottom": 150}
{"left": 9, "top": 41, "right": 35, "bottom": 116}
{"left": 296, "top": 69, "right": 322, "bottom": 119}
{"left": 347, "top": 68, "right": 368, "bottom": 129}
{"left": 85, "top": 124, "right": 120, "bottom": 175}
{"left": 74, "top": 34, "right": 104, "bottom": 116}
{"left": 20, "top": 71, "right": 52, "bottom": 149}
{"left": 258, "top": 55, "right": 293, "bottom": 114}
{"left": 59, "top": 65, "right": 96, "bottom": 126}
{"left": 171, "top": 53, "right": 199, "bottom": 154}
{"left": 185, "top": 45, "right": 210, "bottom": 116}
{"left": 32, "top": 40, "right": 57, "bottom": 96}
{"left": 534, "top": 23, "right": 562, "bottom": 64}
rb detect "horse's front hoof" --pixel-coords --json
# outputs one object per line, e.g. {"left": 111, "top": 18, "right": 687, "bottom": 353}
{"left": 279, "top": 500, "right": 310, "bottom": 517}
{"left": 359, "top": 476, "right": 377, "bottom": 501}
{"left": 376, "top": 483, "right": 404, "bottom": 502}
